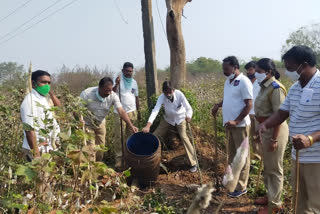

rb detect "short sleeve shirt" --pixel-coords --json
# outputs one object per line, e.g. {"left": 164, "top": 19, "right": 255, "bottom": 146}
{"left": 254, "top": 77, "right": 286, "bottom": 118}
{"left": 80, "top": 87, "right": 122, "bottom": 128}
{"left": 20, "top": 89, "right": 60, "bottom": 152}
{"left": 222, "top": 73, "right": 253, "bottom": 127}
{"left": 250, "top": 79, "right": 261, "bottom": 115}
{"left": 113, "top": 77, "right": 138, "bottom": 113}
{"left": 280, "top": 70, "right": 320, "bottom": 163}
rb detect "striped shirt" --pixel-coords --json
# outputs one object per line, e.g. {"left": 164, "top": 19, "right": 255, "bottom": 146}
{"left": 280, "top": 70, "right": 320, "bottom": 163}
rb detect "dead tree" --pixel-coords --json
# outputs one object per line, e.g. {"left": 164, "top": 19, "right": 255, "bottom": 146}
{"left": 166, "top": 0, "right": 192, "bottom": 88}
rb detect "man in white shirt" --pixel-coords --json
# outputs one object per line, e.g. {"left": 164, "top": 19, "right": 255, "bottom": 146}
{"left": 142, "top": 81, "right": 198, "bottom": 173}
{"left": 112, "top": 62, "right": 140, "bottom": 168}
{"left": 260, "top": 46, "right": 320, "bottom": 213}
{"left": 245, "top": 61, "right": 262, "bottom": 160}
{"left": 212, "top": 56, "right": 253, "bottom": 198}
{"left": 20, "top": 70, "right": 61, "bottom": 161}
{"left": 80, "top": 77, "right": 138, "bottom": 162}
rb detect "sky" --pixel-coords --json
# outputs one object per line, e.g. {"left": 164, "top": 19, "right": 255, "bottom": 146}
{"left": 1, "top": 0, "right": 320, "bottom": 74}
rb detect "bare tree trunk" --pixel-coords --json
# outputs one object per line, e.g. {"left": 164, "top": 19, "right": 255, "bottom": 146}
{"left": 141, "top": 0, "right": 158, "bottom": 107}
{"left": 166, "top": 0, "right": 191, "bottom": 88}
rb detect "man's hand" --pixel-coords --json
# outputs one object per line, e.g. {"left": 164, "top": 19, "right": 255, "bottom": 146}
{"left": 292, "top": 134, "right": 312, "bottom": 150}
{"left": 130, "top": 125, "right": 139, "bottom": 133}
{"left": 211, "top": 104, "right": 220, "bottom": 117}
{"left": 268, "top": 140, "right": 278, "bottom": 152}
{"left": 142, "top": 123, "right": 151, "bottom": 133}
{"left": 224, "top": 120, "right": 238, "bottom": 129}
{"left": 115, "top": 76, "right": 121, "bottom": 85}
{"left": 258, "top": 122, "right": 268, "bottom": 135}
{"left": 186, "top": 117, "right": 191, "bottom": 123}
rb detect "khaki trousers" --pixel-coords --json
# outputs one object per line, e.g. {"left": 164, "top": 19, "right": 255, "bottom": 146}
{"left": 249, "top": 114, "right": 262, "bottom": 159}
{"left": 227, "top": 126, "right": 251, "bottom": 191}
{"left": 260, "top": 122, "right": 288, "bottom": 210}
{"left": 87, "top": 120, "right": 106, "bottom": 162}
{"left": 292, "top": 160, "right": 320, "bottom": 214}
{"left": 153, "top": 120, "right": 197, "bottom": 167}
{"left": 113, "top": 111, "right": 137, "bottom": 165}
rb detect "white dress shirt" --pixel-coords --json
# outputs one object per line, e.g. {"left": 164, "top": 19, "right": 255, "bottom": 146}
{"left": 20, "top": 89, "right": 60, "bottom": 152}
{"left": 113, "top": 77, "right": 139, "bottom": 113}
{"left": 250, "top": 79, "right": 261, "bottom": 115}
{"left": 148, "top": 90, "right": 193, "bottom": 126}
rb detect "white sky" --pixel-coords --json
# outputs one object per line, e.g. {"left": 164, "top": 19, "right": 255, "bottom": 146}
{"left": 1, "top": 0, "right": 320, "bottom": 73}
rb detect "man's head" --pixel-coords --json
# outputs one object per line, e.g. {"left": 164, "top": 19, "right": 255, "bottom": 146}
{"left": 162, "top": 80, "right": 175, "bottom": 100}
{"left": 122, "top": 62, "right": 134, "bottom": 78}
{"left": 98, "top": 77, "right": 114, "bottom": 98}
{"left": 31, "top": 70, "right": 51, "bottom": 88}
{"left": 222, "top": 56, "right": 240, "bottom": 77}
{"left": 244, "top": 61, "right": 256, "bottom": 80}
{"left": 282, "top": 45, "right": 317, "bottom": 74}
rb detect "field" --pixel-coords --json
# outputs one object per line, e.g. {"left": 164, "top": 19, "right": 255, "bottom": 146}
{"left": 0, "top": 66, "right": 294, "bottom": 213}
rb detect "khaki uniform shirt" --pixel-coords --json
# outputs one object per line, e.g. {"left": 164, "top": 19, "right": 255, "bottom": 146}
{"left": 254, "top": 77, "right": 286, "bottom": 117}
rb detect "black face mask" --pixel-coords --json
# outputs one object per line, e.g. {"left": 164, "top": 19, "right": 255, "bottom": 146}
{"left": 247, "top": 74, "right": 255, "bottom": 80}
{"left": 166, "top": 95, "right": 173, "bottom": 100}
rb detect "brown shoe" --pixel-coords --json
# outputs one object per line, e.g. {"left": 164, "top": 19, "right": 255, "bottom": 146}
{"left": 254, "top": 196, "right": 268, "bottom": 205}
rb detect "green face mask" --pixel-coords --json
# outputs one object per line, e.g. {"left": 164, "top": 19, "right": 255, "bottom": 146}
{"left": 35, "top": 83, "right": 51, "bottom": 96}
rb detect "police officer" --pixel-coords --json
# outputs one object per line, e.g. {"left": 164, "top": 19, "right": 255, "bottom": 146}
{"left": 253, "top": 58, "right": 289, "bottom": 214}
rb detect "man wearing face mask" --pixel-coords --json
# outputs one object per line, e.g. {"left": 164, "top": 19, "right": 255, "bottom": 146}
{"left": 259, "top": 46, "right": 320, "bottom": 213}
{"left": 20, "top": 70, "right": 61, "bottom": 161}
{"left": 112, "top": 62, "right": 140, "bottom": 168}
{"left": 245, "top": 61, "right": 262, "bottom": 160}
{"left": 142, "top": 81, "right": 198, "bottom": 173}
{"left": 80, "top": 77, "right": 138, "bottom": 162}
{"left": 212, "top": 56, "right": 253, "bottom": 198}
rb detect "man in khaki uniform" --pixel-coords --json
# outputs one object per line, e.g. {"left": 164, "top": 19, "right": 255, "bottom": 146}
{"left": 245, "top": 61, "right": 262, "bottom": 160}
{"left": 253, "top": 58, "right": 289, "bottom": 214}
{"left": 212, "top": 56, "right": 253, "bottom": 198}
{"left": 80, "top": 77, "right": 138, "bottom": 162}
{"left": 113, "top": 62, "right": 140, "bottom": 168}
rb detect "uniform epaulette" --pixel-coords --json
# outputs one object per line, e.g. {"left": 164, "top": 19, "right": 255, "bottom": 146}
{"left": 271, "top": 81, "right": 280, "bottom": 89}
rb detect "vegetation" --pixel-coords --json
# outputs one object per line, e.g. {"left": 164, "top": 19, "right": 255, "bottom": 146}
{"left": 0, "top": 56, "right": 299, "bottom": 213}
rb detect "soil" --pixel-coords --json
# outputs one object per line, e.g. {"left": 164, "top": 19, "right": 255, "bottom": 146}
{"left": 111, "top": 126, "right": 265, "bottom": 213}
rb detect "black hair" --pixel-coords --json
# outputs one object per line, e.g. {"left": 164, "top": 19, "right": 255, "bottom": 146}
{"left": 31, "top": 70, "right": 51, "bottom": 82}
{"left": 223, "top": 56, "right": 240, "bottom": 69}
{"left": 256, "top": 58, "right": 280, "bottom": 80}
{"left": 244, "top": 61, "right": 256, "bottom": 70}
{"left": 123, "top": 62, "right": 134, "bottom": 70}
{"left": 162, "top": 80, "right": 174, "bottom": 92}
{"left": 99, "top": 77, "right": 113, "bottom": 88}
{"left": 282, "top": 45, "right": 317, "bottom": 67}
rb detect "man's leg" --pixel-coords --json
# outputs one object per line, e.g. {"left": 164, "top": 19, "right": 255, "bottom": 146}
{"left": 176, "top": 120, "right": 197, "bottom": 167}
{"left": 153, "top": 120, "right": 171, "bottom": 146}
{"left": 94, "top": 120, "right": 106, "bottom": 162}
{"left": 231, "top": 126, "right": 250, "bottom": 191}
{"left": 114, "top": 113, "right": 124, "bottom": 167}
{"left": 250, "top": 115, "right": 262, "bottom": 160}
{"left": 21, "top": 148, "right": 33, "bottom": 162}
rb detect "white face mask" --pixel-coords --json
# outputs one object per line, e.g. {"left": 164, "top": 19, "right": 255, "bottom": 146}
{"left": 255, "top": 73, "right": 267, "bottom": 83}
{"left": 227, "top": 73, "right": 235, "bottom": 80}
{"left": 285, "top": 64, "right": 302, "bottom": 82}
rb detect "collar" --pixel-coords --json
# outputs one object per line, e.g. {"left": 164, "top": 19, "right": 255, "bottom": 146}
{"left": 229, "top": 72, "right": 242, "bottom": 84}
{"left": 262, "top": 76, "right": 276, "bottom": 88}
{"left": 31, "top": 88, "right": 44, "bottom": 99}
{"left": 299, "top": 70, "right": 320, "bottom": 89}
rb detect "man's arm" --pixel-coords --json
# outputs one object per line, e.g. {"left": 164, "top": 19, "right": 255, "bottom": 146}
{"left": 211, "top": 100, "right": 223, "bottom": 116}
{"left": 117, "top": 107, "right": 138, "bottom": 133}
{"left": 113, "top": 76, "right": 120, "bottom": 92}
{"left": 225, "top": 99, "right": 252, "bottom": 128}
{"left": 262, "top": 110, "right": 289, "bottom": 130}
{"left": 25, "top": 130, "right": 40, "bottom": 157}
{"left": 142, "top": 95, "right": 163, "bottom": 133}
{"left": 49, "top": 90, "right": 61, "bottom": 107}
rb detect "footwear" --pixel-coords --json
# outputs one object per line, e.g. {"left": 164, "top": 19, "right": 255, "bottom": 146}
{"left": 227, "top": 189, "right": 247, "bottom": 198}
{"left": 189, "top": 165, "right": 197, "bottom": 173}
{"left": 254, "top": 196, "right": 268, "bottom": 205}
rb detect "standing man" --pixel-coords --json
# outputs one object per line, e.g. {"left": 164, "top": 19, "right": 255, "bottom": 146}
{"left": 80, "top": 77, "right": 138, "bottom": 162}
{"left": 113, "top": 62, "right": 140, "bottom": 168}
{"left": 20, "top": 70, "right": 61, "bottom": 161}
{"left": 212, "top": 56, "right": 253, "bottom": 198}
{"left": 245, "top": 61, "right": 262, "bottom": 160}
{"left": 260, "top": 46, "right": 320, "bottom": 213}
